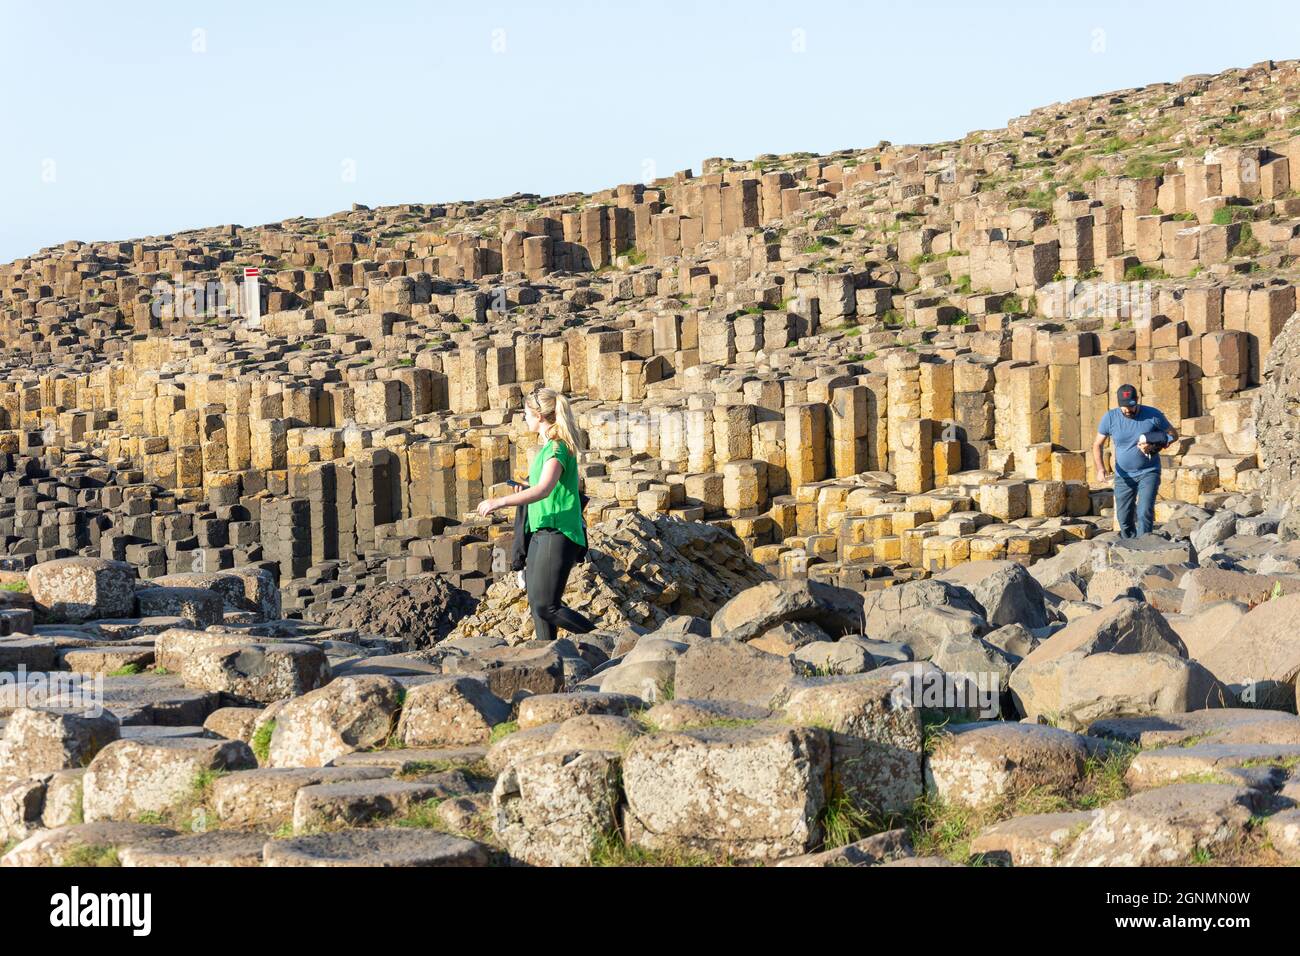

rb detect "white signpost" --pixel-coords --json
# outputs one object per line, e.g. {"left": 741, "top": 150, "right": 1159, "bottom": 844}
{"left": 243, "top": 267, "right": 261, "bottom": 328}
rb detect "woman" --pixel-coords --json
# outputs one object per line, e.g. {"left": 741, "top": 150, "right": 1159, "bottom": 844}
{"left": 476, "top": 387, "right": 595, "bottom": 642}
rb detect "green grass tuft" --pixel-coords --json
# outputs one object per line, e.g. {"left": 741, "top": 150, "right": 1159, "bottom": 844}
{"left": 251, "top": 719, "right": 275, "bottom": 764}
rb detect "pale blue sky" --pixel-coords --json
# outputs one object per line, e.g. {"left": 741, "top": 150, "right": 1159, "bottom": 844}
{"left": 2, "top": 1, "right": 1297, "bottom": 263}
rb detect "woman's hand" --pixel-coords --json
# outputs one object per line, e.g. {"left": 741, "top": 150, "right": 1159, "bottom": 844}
{"left": 476, "top": 498, "right": 500, "bottom": 517}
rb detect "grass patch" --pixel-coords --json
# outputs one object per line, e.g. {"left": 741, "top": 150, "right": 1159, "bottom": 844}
{"left": 589, "top": 830, "right": 734, "bottom": 867}
{"left": 59, "top": 843, "right": 121, "bottom": 867}
{"left": 107, "top": 663, "right": 144, "bottom": 677}
{"left": 1124, "top": 264, "right": 1167, "bottom": 281}
{"left": 819, "top": 786, "right": 884, "bottom": 850}
{"left": 1212, "top": 205, "right": 1255, "bottom": 226}
{"left": 1230, "top": 223, "right": 1263, "bottom": 258}
{"left": 489, "top": 721, "right": 519, "bottom": 745}
{"left": 396, "top": 758, "right": 494, "bottom": 782}
{"left": 0, "top": 580, "right": 28, "bottom": 592}
{"left": 904, "top": 741, "right": 1136, "bottom": 864}
{"left": 1072, "top": 744, "right": 1136, "bottom": 809}
{"left": 393, "top": 798, "right": 449, "bottom": 830}
{"left": 251, "top": 719, "right": 275, "bottom": 763}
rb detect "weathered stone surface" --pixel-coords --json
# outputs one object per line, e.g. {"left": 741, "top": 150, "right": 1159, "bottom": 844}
{"left": 1192, "top": 592, "right": 1300, "bottom": 707}
{"left": 41, "top": 769, "right": 86, "bottom": 827}
{"left": 202, "top": 706, "right": 263, "bottom": 741}
{"left": 640, "top": 698, "right": 772, "bottom": 731}
{"left": 485, "top": 724, "right": 560, "bottom": 775}
{"left": 860, "top": 579, "right": 985, "bottom": 643}
{"left": 940, "top": 561, "right": 1049, "bottom": 630}
{"left": 970, "top": 810, "right": 1097, "bottom": 865}
{"left": 0, "top": 774, "right": 46, "bottom": 843}
{"left": 493, "top": 749, "right": 622, "bottom": 866}
{"left": 183, "top": 643, "right": 331, "bottom": 704}
{"left": 1061, "top": 784, "right": 1269, "bottom": 866}
{"left": 82, "top": 736, "right": 256, "bottom": 822}
{"left": 211, "top": 766, "right": 394, "bottom": 827}
{"left": 710, "top": 579, "right": 865, "bottom": 642}
{"left": 0, "top": 707, "right": 120, "bottom": 776}
{"left": 331, "top": 746, "right": 486, "bottom": 773}
{"left": 118, "top": 830, "right": 268, "bottom": 867}
{"left": 1087, "top": 708, "right": 1300, "bottom": 748}
{"left": 1011, "top": 651, "right": 1231, "bottom": 731}
{"left": 516, "top": 692, "right": 637, "bottom": 729}
{"left": 1179, "top": 568, "right": 1300, "bottom": 615}
{"left": 154, "top": 627, "right": 259, "bottom": 675}
{"left": 782, "top": 674, "right": 924, "bottom": 815}
{"left": 982, "top": 623, "right": 1040, "bottom": 661}
{"left": 1263, "top": 808, "right": 1300, "bottom": 862}
{"left": 776, "top": 828, "right": 914, "bottom": 867}
{"left": 1124, "top": 742, "right": 1300, "bottom": 789}
{"left": 263, "top": 829, "right": 490, "bottom": 867}
{"left": 1019, "top": 598, "right": 1186, "bottom": 667}
{"left": 749, "top": 620, "right": 833, "bottom": 655}
{"left": 27, "top": 558, "right": 136, "bottom": 624}
{"left": 1, "top": 822, "right": 178, "bottom": 867}
{"left": 135, "top": 586, "right": 225, "bottom": 627}
{"left": 673, "top": 638, "right": 807, "bottom": 707}
{"left": 1256, "top": 310, "right": 1300, "bottom": 505}
{"left": 1171, "top": 600, "right": 1249, "bottom": 666}
{"left": 549, "top": 714, "right": 641, "bottom": 753}
{"left": 293, "top": 777, "right": 467, "bottom": 832}
{"left": 442, "top": 644, "right": 565, "bottom": 700}
{"left": 794, "top": 639, "right": 875, "bottom": 675}
{"left": 396, "top": 676, "right": 510, "bottom": 747}
{"left": 266, "top": 676, "right": 403, "bottom": 768}
{"left": 926, "top": 722, "right": 1090, "bottom": 809}
{"left": 622, "top": 724, "right": 830, "bottom": 861}
{"left": 308, "top": 573, "right": 478, "bottom": 650}
{"left": 61, "top": 646, "right": 155, "bottom": 674}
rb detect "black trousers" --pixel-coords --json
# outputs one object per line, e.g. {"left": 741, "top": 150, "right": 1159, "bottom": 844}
{"left": 525, "top": 529, "right": 596, "bottom": 641}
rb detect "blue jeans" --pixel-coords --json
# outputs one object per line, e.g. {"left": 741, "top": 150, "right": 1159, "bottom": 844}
{"left": 1114, "top": 469, "right": 1159, "bottom": 538}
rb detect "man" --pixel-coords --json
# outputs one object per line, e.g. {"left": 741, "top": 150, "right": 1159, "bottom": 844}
{"left": 1092, "top": 384, "right": 1177, "bottom": 539}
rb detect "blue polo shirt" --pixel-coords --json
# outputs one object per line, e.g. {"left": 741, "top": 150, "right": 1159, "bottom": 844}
{"left": 1099, "top": 405, "right": 1172, "bottom": 476}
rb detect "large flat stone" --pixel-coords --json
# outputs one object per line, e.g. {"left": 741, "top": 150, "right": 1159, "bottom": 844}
{"left": 262, "top": 829, "right": 490, "bottom": 867}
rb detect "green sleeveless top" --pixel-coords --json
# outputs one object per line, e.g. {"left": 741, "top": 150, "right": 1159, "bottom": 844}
{"left": 527, "top": 439, "right": 585, "bottom": 547}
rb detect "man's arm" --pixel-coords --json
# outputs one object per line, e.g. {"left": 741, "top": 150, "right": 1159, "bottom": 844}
{"left": 1140, "top": 413, "right": 1177, "bottom": 453}
{"left": 1092, "top": 432, "right": 1109, "bottom": 483}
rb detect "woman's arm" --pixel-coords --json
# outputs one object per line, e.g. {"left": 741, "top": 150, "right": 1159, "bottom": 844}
{"left": 476, "top": 458, "right": 562, "bottom": 516}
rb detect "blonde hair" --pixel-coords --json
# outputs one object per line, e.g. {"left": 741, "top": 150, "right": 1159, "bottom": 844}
{"left": 526, "top": 387, "right": 585, "bottom": 456}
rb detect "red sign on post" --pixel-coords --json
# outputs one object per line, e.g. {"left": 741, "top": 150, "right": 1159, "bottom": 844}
{"left": 244, "top": 267, "right": 260, "bottom": 278}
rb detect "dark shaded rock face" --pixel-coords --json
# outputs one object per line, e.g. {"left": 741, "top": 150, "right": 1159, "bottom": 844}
{"left": 308, "top": 573, "right": 477, "bottom": 649}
